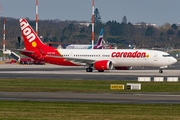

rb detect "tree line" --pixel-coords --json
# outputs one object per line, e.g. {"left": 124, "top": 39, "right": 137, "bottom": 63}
{"left": 0, "top": 15, "right": 180, "bottom": 49}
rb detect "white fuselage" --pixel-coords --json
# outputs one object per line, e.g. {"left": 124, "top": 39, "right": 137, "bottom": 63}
{"left": 57, "top": 49, "right": 177, "bottom": 68}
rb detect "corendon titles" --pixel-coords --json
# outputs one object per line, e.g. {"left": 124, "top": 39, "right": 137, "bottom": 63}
{"left": 111, "top": 51, "right": 147, "bottom": 58}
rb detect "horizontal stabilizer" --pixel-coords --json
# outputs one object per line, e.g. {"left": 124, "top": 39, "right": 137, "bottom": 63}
{"left": 12, "top": 49, "right": 35, "bottom": 54}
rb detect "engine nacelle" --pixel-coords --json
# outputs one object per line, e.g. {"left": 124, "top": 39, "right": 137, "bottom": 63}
{"left": 94, "top": 60, "right": 113, "bottom": 70}
{"left": 114, "top": 66, "right": 132, "bottom": 70}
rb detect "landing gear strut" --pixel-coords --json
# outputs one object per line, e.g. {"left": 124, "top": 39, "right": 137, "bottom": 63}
{"left": 159, "top": 68, "right": 163, "bottom": 73}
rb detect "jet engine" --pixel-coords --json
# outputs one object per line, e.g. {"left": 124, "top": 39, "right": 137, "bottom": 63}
{"left": 94, "top": 60, "right": 113, "bottom": 72}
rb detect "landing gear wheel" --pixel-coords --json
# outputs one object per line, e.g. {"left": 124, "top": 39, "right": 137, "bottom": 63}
{"left": 86, "top": 68, "right": 93, "bottom": 72}
{"left": 159, "top": 69, "right": 163, "bottom": 73}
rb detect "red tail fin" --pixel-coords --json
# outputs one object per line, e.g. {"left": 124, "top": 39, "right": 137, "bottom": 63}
{"left": 19, "top": 18, "right": 60, "bottom": 60}
{"left": 19, "top": 18, "right": 54, "bottom": 51}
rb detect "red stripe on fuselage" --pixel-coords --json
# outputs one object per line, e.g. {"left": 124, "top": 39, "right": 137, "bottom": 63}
{"left": 21, "top": 49, "right": 78, "bottom": 66}
{"left": 44, "top": 49, "right": 78, "bottom": 66}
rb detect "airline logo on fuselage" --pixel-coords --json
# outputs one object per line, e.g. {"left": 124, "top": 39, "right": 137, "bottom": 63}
{"left": 111, "top": 51, "right": 149, "bottom": 58}
{"left": 20, "top": 19, "right": 36, "bottom": 43}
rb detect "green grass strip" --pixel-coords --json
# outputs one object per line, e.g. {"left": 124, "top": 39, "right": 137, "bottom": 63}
{"left": 0, "top": 78, "right": 180, "bottom": 120}
{"left": 0, "top": 78, "right": 180, "bottom": 93}
{"left": 0, "top": 101, "right": 180, "bottom": 120}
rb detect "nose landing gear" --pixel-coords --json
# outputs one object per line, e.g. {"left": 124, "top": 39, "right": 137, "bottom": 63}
{"left": 159, "top": 66, "right": 169, "bottom": 73}
{"left": 159, "top": 68, "right": 163, "bottom": 73}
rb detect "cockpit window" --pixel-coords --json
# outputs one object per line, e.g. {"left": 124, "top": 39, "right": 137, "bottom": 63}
{"left": 163, "top": 55, "right": 171, "bottom": 57}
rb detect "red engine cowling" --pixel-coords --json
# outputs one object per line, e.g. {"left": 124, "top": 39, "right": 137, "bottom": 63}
{"left": 94, "top": 60, "right": 113, "bottom": 70}
{"left": 114, "top": 66, "right": 132, "bottom": 70}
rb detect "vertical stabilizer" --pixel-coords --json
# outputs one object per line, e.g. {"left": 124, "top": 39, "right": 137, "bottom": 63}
{"left": 94, "top": 29, "right": 104, "bottom": 49}
{"left": 20, "top": 19, "right": 50, "bottom": 51}
{"left": 19, "top": 18, "right": 59, "bottom": 59}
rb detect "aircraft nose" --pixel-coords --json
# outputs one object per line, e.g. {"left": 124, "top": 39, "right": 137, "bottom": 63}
{"left": 171, "top": 57, "right": 177, "bottom": 64}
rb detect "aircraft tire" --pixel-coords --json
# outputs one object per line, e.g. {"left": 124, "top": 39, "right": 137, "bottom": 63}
{"left": 159, "top": 69, "right": 163, "bottom": 73}
{"left": 86, "top": 68, "right": 93, "bottom": 72}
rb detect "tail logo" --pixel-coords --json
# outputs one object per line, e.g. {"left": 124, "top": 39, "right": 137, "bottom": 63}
{"left": 32, "top": 41, "right": 37, "bottom": 47}
{"left": 20, "top": 19, "right": 37, "bottom": 47}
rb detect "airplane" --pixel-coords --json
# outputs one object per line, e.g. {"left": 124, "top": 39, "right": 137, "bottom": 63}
{"left": 19, "top": 18, "right": 177, "bottom": 73}
{"left": 66, "top": 29, "right": 104, "bottom": 49}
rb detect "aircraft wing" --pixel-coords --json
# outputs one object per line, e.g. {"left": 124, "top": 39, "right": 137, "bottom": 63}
{"left": 45, "top": 55, "right": 95, "bottom": 65}
{"left": 65, "top": 57, "right": 95, "bottom": 64}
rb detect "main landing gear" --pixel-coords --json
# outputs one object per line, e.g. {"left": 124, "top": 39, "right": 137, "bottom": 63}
{"left": 86, "top": 65, "right": 104, "bottom": 72}
{"left": 86, "top": 67, "right": 93, "bottom": 72}
{"left": 159, "top": 68, "right": 163, "bottom": 73}
{"left": 86, "top": 67, "right": 104, "bottom": 72}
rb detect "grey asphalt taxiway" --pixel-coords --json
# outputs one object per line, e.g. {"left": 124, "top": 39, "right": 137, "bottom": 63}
{"left": 0, "top": 62, "right": 180, "bottom": 103}
{"left": 1, "top": 92, "right": 180, "bottom": 104}
{"left": 0, "top": 62, "right": 179, "bottom": 80}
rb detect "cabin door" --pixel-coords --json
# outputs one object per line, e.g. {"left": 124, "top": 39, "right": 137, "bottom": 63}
{"left": 154, "top": 52, "right": 158, "bottom": 61}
